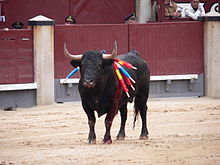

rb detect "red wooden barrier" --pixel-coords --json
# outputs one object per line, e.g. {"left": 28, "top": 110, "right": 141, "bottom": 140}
{"left": 129, "top": 22, "right": 204, "bottom": 75}
{"left": 54, "top": 24, "right": 129, "bottom": 79}
{"left": 0, "top": 29, "right": 34, "bottom": 84}
{"left": 0, "top": 22, "right": 204, "bottom": 84}
{"left": 55, "top": 22, "right": 204, "bottom": 78}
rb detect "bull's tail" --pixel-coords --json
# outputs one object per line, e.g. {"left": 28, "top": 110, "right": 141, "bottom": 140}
{"left": 133, "top": 103, "right": 140, "bottom": 129}
{"left": 133, "top": 93, "right": 149, "bottom": 129}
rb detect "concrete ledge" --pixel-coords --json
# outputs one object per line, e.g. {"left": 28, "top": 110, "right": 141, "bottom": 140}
{"left": 55, "top": 74, "right": 204, "bottom": 102}
{"left": 0, "top": 90, "right": 36, "bottom": 109}
{"left": 60, "top": 79, "right": 80, "bottom": 84}
{"left": 60, "top": 74, "right": 199, "bottom": 84}
{"left": 199, "top": 16, "right": 220, "bottom": 22}
{"left": 150, "top": 74, "right": 198, "bottom": 81}
{"left": 199, "top": 12, "right": 220, "bottom": 22}
{"left": 0, "top": 83, "right": 37, "bottom": 91}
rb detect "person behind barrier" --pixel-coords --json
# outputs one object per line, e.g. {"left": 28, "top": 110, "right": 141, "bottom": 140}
{"left": 11, "top": 22, "right": 24, "bottom": 29}
{"left": 65, "top": 16, "right": 76, "bottom": 25}
{"left": 165, "top": 0, "right": 181, "bottom": 18}
{"left": 185, "top": 0, "right": 205, "bottom": 20}
{"left": 124, "top": 13, "right": 137, "bottom": 24}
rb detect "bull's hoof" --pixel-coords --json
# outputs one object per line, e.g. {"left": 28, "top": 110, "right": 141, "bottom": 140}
{"left": 116, "top": 132, "right": 125, "bottom": 140}
{"left": 140, "top": 135, "right": 149, "bottom": 140}
{"left": 103, "top": 139, "right": 112, "bottom": 144}
{"left": 116, "top": 136, "right": 125, "bottom": 140}
{"left": 88, "top": 139, "right": 96, "bottom": 144}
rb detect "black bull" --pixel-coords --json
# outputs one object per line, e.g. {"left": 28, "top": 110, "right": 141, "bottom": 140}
{"left": 64, "top": 43, "right": 150, "bottom": 144}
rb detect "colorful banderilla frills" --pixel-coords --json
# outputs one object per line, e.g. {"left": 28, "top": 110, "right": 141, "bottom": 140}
{"left": 113, "top": 58, "right": 136, "bottom": 97}
{"left": 62, "top": 67, "right": 79, "bottom": 83}
{"left": 113, "top": 58, "right": 137, "bottom": 70}
{"left": 63, "top": 58, "right": 136, "bottom": 97}
{"left": 113, "top": 62, "right": 129, "bottom": 97}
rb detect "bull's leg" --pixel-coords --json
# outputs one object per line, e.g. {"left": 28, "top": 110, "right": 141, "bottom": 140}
{"left": 103, "top": 84, "right": 122, "bottom": 144}
{"left": 103, "top": 115, "right": 113, "bottom": 144}
{"left": 116, "top": 104, "right": 127, "bottom": 140}
{"left": 88, "top": 118, "right": 96, "bottom": 144}
{"left": 83, "top": 104, "right": 96, "bottom": 144}
{"left": 134, "top": 87, "right": 149, "bottom": 140}
{"left": 139, "top": 104, "right": 149, "bottom": 139}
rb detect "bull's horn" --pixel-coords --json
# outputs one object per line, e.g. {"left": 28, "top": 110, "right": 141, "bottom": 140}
{"left": 64, "top": 43, "right": 82, "bottom": 60}
{"left": 102, "top": 41, "right": 117, "bottom": 59}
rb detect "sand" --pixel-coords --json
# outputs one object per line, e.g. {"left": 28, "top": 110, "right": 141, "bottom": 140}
{"left": 0, "top": 97, "right": 220, "bottom": 165}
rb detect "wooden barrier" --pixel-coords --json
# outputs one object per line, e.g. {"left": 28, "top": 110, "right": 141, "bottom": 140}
{"left": 0, "top": 21, "right": 205, "bottom": 106}
{"left": 0, "top": 29, "right": 34, "bottom": 84}
{"left": 54, "top": 24, "right": 129, "bottom": 79}
{"left": 129, "top": 21, "right": 204, "bottom": 75}
{"left": 54, "top": 22, "right": 204, "bottom": 78}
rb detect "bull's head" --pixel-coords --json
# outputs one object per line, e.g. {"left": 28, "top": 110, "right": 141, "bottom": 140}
{"left": 64, "top": 42, "right": 117, "bottom": 88}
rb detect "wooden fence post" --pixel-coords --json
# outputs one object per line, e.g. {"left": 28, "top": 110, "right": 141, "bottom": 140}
{"left": 28, "top": 15, "right": 55, "bottom": 105}
{"left": 200, "top": 12, "right": 220, "bottom": 98}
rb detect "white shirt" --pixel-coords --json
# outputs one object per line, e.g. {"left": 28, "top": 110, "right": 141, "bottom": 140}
{"left": 185, "top": 4, "right": 205, "bottom": 20}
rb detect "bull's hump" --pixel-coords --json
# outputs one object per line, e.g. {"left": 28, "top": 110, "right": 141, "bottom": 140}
{"left": 84, "top": 51, "right": 102, "bottom": 58}
{"left": 128, "top": 49, "right": 140, "bottom": 56}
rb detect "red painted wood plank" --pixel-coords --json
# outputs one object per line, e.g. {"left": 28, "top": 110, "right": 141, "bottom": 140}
{"left": 0, "top": 30, "right": 34, "bottom": 84}
{"left": 54, "top": 24, "right": 129, "bottom": 79}
{"left": 129, "top": 22, "right": 204, "bottom": 75}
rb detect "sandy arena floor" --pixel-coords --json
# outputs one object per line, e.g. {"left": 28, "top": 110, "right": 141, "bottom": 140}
{"left": 0, "top": 97, "right": 220, "bottom": 165}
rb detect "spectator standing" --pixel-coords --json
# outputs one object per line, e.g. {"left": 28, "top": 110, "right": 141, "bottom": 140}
{"left": 124, "top": 13, "right": 137, "bottom": 24}
{"left": 185, "top": 0, "right": 205, "bottom": 20}
{"left": 165, "top": 0, "right": 181, "bottom": 18}
{"left": 65, "top": 16, "right": 76, "bottom": 25}
{"left": 11, "top": 22, "right": 24, "bottom": 29}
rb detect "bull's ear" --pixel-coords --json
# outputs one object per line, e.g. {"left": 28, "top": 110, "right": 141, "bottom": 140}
{"left": 102, "top": 59, "right": 114, "bottom": 68}
{"left": 70, "top": 60, "right": 81, "bottom": 68}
